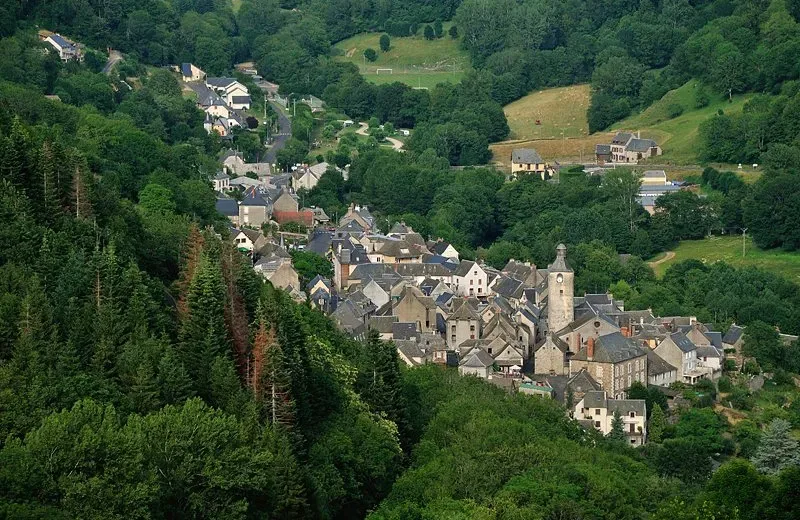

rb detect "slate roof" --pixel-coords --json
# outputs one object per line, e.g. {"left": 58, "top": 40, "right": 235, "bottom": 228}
{"left": 581, "top": 391, "right": 646, "bottom": 417}
{"left": 431, "top": 241, "right": 454, "bottom": 256}
{"left": 389, "top": 222, "right": 411, "bottom": 235}
{"left": 306, "top": 230, "right": 333, "bottom": 255}
{"left": 646, "top": 350, "right": 677, "bottom": 376}
{"left": 306, "top": 274, "right": 331, "bottom": 292}
{"left": 392, "top": 322, "right": 419, "bottom": 341}
{"left": 669, "top": 332, "right": 697, "bottom": 353}
{"left": 696, "top": 345, "right": 722, "bottom": 358}
{"left": 181, "top": 63, "right": 193, "bottom": 77}
{"left": 206, "top": 77, "right": 239, "bottom": 89}
{"left": 512, "top": 148, "right": 544, "bottom": 164}
{"left": 231, "top": 95, "right": 251, "bottom": 104}
{"left": 705, "top": 331, "right": 723, "bottom": 350}
{"left": 216, "top": 198, "right": 238, "bottom": 216}
{"left": 453, "top": 260, "right": 477, "bottom": 277}
{"left": 492, "top": 276, "right": 525, "bottom": 300}
{"left": 625, "top": 138, "right": 658, "bottom": 152}
{"left": 448, "top": 300, "right": 481, "bottom": 321}
{"left": 240, "top": 190, "right": 269, "bottom": 207}
{"left": 396, "top": 341, "right": 425, "bottom": 365}
{"left": 348, "top": 263, "right": 398, "bottom": 281}
{"left": 368, "top": 315, "right": 398, "bottom": 333}
{"left": 611, "top": 132, "right": 632, "bottom": 145}
{"left": 723, "top": 324, "right": 744, "bottom": 345}
{"left": 548, "top": 244, "right": 572, "bottom": 272}
{"left": 460, "top": 348, "right": 494, "bottom": 368}
{"left": 572, "top": 332, "right": 647, "bottom": 363}
{"left": 213, "top": 171, "right": 230, "bottom": 180}
{"left": 595, "top": 144, "right": 611, "bottom": 155}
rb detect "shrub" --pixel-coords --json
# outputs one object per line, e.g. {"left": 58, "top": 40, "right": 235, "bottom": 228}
{"left": 694, "top": 86, "right": 710, "bottom": 108}
{"left": 667, "top": 103, "right": 684, "bottom": 119}
{"left": 363, "top": 48, "right": 378, "bottom": 62}
{"left": 718, "top": 376, "right": 733, "bottom": 393}
{"left": 379, "top": 34, "right": 390, "bottom": 52}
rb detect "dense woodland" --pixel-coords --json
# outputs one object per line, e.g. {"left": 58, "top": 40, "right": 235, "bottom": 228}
{"left": 1, "top": 1, "right": 800, "bottom": 518}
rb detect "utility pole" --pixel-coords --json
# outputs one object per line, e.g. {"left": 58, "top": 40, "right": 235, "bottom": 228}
{"left": 741, "top": 227, "right": 748, "bottom": 257}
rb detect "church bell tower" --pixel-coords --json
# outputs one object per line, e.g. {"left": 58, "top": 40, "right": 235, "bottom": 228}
{"left": 547, "top": 244, "right": 574, "bottom": 334}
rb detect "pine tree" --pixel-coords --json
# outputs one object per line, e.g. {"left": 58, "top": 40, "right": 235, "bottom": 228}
{"left": 2, "top": 117, "right": 32, "bottom": 188}
{"left": 178, "top": 254, "right": 229, "bottom": 392}
{"left": 270, "top": 434, "right": 309, "bottom": 519}
{"left": 366, "top": 330, "right": 410, "bottom": 448}
{"left": 209, "top": 355, "right": 243, "bottom": 414}
{"left": 609, "top": 410, "right": 626, "bottom": 443}
{"left": 91, "top": 246, "right": 125, "bottom": 377}
{"left": 38, "top": 140, "right": 61, "bottom": 223}
{"left": 752, "top": 419, "right": 800, "bottom": 474}
{"left": 71, "top": 165, "right": 93, "bottom": 220}
{"left": 175, "top": 224, "right": 205, "bottom": 322}
{"left": 157, "top": 346, "right": 195, "bottom": 405}
{"left": 252, "top": 307, "right": 295, "bottom": 429}
{"left": 649, "top": 403, "right": 666, "bottom": 443}
{"left": 129, "top": 362, "right": 161, "bottom": 413}
{"left": 221, "top": 243, "right": 250, "bottom": 379}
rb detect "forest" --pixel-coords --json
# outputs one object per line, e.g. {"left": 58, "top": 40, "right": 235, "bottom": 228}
{"left": 1, "top": 1, "right": 800, "bottom": 518}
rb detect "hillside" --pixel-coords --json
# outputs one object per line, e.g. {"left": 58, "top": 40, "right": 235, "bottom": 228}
{"left": 504, "top": 84, "right": 591, "bottom": 141}
{"left": 612, "top": 81, "right": 751, "bottom": 166}
{"left": 333, "top": 26, "right": 470, "bottom": 89}
{"left": 649, "top": 236, "right": 800, "bottom": 282}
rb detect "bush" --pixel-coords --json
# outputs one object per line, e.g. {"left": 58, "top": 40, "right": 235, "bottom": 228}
{"left": 449, "top": 25, "right": 458, "bottom": 39}
{"left": 694, "top": 86, "right": 710, "bottom": 108}
{"left": 726, "top": 387, "right": 755, "bottom": 411}
{"left": 424, "top": 25, "right": 435, "bottom": 40}
{"left": 363, "top": 48, "right": 378, "bottom": 62}
{"left": 379, "top": 34, "right": 390, "bottom": 52}
{"left": 667, "top": 103, "right": 684, "bottom": 119}
{"left": 718, "top": 376, "right": 733, "bottom": 393}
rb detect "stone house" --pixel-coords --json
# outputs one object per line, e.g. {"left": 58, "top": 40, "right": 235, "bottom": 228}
{"left": 569, "top": 333, "right": 648, "bottom": 399}
{"left": 459, "top": 349, "right": 494, "bottom": 379}
{"left": 654, "top": 332, "right": 706, "bottom": 384}
{"left": 446, "top": 300, "right": 482, "bottom": 349}
{"left": 646, "top": 350, "right": 677, "bottom": 387}
{"left": 534, "top": 334, "right": 570, "bottom": 375}
{"left": 607, "top": 132, "right": 662, "bottom": 163}
{"left": 238, "top": 189, "right": 270, "bottom": 227}
{"left": 393, "top": 287, "right": 437, "bottom": 334}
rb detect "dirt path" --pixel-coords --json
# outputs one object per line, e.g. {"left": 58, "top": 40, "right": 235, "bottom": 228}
{"left": 648, "top": 251, "right": 676, "bottom": 267}
{"left": 356, "top": 122, "right": 404, "bottom": 151}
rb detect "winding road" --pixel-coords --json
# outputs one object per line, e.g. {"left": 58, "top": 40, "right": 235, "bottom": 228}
{"left": 264, "top": 101, "right": 292, "bottom": 165}
{"left": 356, "top": 122, "right": 404, "bottom": 151}
{"left": 648, "top": 250, "right": 676, "bottom": 268}
{"left": 102, "top": 50, "right": 123, "bottom": 75}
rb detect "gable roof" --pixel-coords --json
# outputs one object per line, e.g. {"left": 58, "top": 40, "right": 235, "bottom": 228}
{"left": 723, "top": 324, "right": 744, "bottom": 345}
{"left": 595, "top": 144, "right": 611, "bottom": 155}
{"left": 49, "top": 34, "right": 75, "bottom": 50}
{"left": 572, "top": 332, "right": 647, "bottom": 363}
{"left": 668, "top": 331, "right": 696, "bottom": 353}
{"left": 611, "top": 132, "right": 632, "bottom": 145}
{"left": 460, "top": 348, "right": 494, "bottom": 368}
{"left": 512, "top": 148, "right": 543, "bottom": 164}
{"left": 216, "top": 197, "right": 238, "bottom": 216}
{"left": 453, "top": 260, "right": 478, "bottom": 277}
{"left": 181, "top": 63, "right": 193, "bottom": 77}
{"left": 626, "top": 138, "right": 658, "bottom": 152}
{"left": 206, "top": 77, "right": 239, "bottom": 89}
{"left": 646, "top": 350, "right": 677, "bottom": 376}
{"left": 392, "top": 322, "right": 419, "bottom": 341}
{"left": 240, "top": 188, "right": 269, "bottom": 207}
{"left": 231, "top": 95, "right": 251, "bottom": 104}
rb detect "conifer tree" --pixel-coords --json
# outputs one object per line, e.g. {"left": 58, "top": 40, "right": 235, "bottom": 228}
{"left": 649, "top": 403, "right": 666, "bottom": 443}
{"left": 129, "top": 362, "right": 161, "bottom": 413}
{"left": 222, "top": 243, "right": 250, "bottom": 379}
{"left": 365, "top": 330, "right": 410, "bottom": 448}
{"left": 210, "top": 355, "right": 244, "bottom": 414}
{"left": 157, "top": 346, "right": 195, "bottom": 405}
{"left": 252, "top": 307, "right": 295, "bottom": 429}
{"left": 752, "top": 418, "right": 800, "bottom": 474}
{"left": 91, "top": 246, "right": 125, "bottom": 377}
{"left": 609, "top": 410, "right": 626, "bottom": 443}
{"left": 71, "top": 165, "right": 93, "bottom": 220}
{"left": 2, "top": 117, "right": 32, "bottom": 188}
{"left": 175, "top": 224, "right": 205, "bottom": 321}
{"left": 178, "top": 254, "right": 229, "bottom": 392}
{"left": 38, "top": 140, "right": 61, "bottom": 223}
{"left": 270, "top": 434, "right": 310, "bottom": 519}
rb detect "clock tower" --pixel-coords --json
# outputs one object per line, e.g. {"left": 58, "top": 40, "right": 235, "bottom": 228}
{"left": 547, "top": 243, "right": 574, "bottom": 334}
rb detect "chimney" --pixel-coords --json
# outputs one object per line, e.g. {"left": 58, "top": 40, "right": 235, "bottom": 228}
{"left": 621, "top": 326, "right": 630, "bottom": 337}
{"left": 587, "top": 337, "right": 595, "bottom": 361}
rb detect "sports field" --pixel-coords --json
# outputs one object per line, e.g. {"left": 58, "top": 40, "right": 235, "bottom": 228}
{"left": 333, "top": 26, "right": 469, "bottom": 89}
{"left": 649, "top": 236, "right": 800, "bottom": 283}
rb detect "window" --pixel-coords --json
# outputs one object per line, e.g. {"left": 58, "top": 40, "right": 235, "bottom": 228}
{"left": 630, "top": 439, "right": 636, "bottom": 444}
{"left": 487, "top": 348, "right": 493, "bottom": 355}
{"left": 595, "top": 409, "right": 601, "bottom": 415}
{"left": 560, "top": 289, "right": 564, "bottom": 294}
{"left": 595, "top": 421, "right": 601, "bottom": 427}
{"left": 470, "top": 325, "right": 475, "bottom": 331}
{"left": 470, "top": 334, "right": 475, "bottom": 339}
{"left": 478, "top": 288, "right": 482, "bottom": 294}
{"left": 451, "top": 335, "right": 456, "bottom": 342}
{"left": 629, "top": 412, "right": 635, "bottom": 418}
{"left": 629, "top": 424, "right": 635, "bottom": 433}
{"left": 451, "top": 325, "right": 456, "bottom": 332}
{"left": 470, "top": 280, "right": 474, "bottom": 285}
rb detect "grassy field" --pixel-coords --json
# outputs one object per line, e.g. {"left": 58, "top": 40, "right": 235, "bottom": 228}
{"left": 491, "top": 80, "right": 754, "bottom": 169}
{"left": 503, "top": 84, "right": 590, "bottom": 140}
{"left": 649, "top": 236, "right": 800, "bottom": 282}
{"left": 333, "top": 26, "right": 470, "bottom": 89}
{"left": 612, "top": 80, "right": 750, "bottom": 165}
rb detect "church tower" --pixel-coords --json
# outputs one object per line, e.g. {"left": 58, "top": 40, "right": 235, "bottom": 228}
{"left": 547, "top": 244, "right": 574, "bottom": 334}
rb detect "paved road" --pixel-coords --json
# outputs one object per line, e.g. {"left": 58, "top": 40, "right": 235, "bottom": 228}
{"left": 102, "top": 50, "right": 123, "bottom": 75}
{"left": 264, "top": 101, "right": 292, "bottom": 165}
{"left": 356, "top": 122, "right": 404, "bottom": 150}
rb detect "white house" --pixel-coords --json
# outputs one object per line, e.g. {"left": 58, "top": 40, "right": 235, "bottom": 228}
{"left": 654, "top": 332, "right": 706, "bottom": 384}
{"left": 573, "top": 390, "right": 647, "bottom": 446}
{"left": 44, "top": 34, "right": 81, "bottom": 61}
{"left": 233, "top": 228, "right": 261, "bottom": 252}
{"left": 213, "top": 171, "right": 230, "bottom": 192}
{"left": 458, "top": 348, "right": 494, "bottom": 379}
{"left": 452, "top": 260, "right": 488, "bottom": 297}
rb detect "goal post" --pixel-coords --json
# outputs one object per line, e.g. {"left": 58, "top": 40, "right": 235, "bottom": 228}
{"left": 376, "top": 68, "right": 393, "bottom": 75}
